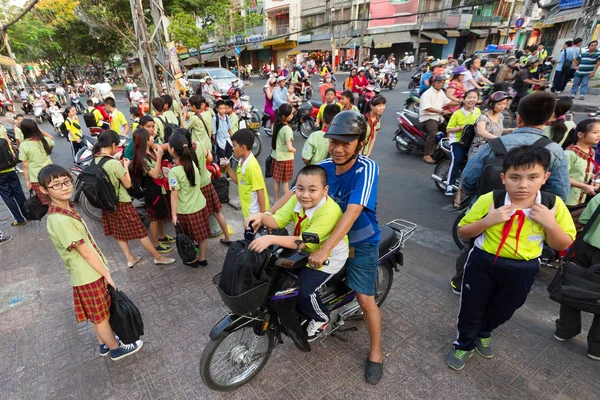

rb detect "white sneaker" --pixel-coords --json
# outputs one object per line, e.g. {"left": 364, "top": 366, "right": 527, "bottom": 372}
{"left": 588, "top": 353, "right": 600, "bottom": 361}
{"left": 445, "top": 186, "right": 454, "bottom": 196}
{"left": 306, "top": 320, "right": 328, "bottom": 340}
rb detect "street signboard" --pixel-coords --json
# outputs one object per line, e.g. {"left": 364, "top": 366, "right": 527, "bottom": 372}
{"left": 235, "top": 47, "right": 241, "bottom": 55}
{"left": 515, "top": 18, "right": 525, "bottom": 28}
{"left": 559, "top": 0, "right": 584, "bottom": 9}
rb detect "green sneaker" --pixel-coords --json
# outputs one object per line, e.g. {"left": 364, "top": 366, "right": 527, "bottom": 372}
{"left": 475, "top": 337, "right": 493, "bottom": 358}
{"left": 155, "top": 244, "right": 173, "bottom": 253}
{"left": 159, "top": 235, "right": 176, "bottom": 244}
{"left": 447, "top": 349, "right": 474, "bottom": 371}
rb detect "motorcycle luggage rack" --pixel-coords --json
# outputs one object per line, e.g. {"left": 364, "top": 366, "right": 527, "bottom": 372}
{"left": 386, "top": 219, "right": 417, "bottom": 246}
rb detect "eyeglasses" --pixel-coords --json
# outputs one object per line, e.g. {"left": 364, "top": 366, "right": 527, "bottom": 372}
{"left": 47, "top": 180, "right": 73, "bottom": 190}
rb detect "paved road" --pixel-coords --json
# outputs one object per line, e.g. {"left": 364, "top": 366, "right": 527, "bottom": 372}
{"left": 1, "top": 73, "right": 599, "bottom": 399}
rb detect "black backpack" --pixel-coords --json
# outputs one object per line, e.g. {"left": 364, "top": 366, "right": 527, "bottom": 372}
{"left": 23, "top": 190, "right": 48, "bottom": 220}
{"left": 212, "top": 176, "right": 229, "bottom": 204}
{"left": 458, "top": 124, "right": 477, "bottom": 149}
{"left": 218, "top": 240, "right": 270, "bottom": 296}
{"left": 157, "top": 116, "right": 178, "bottom": 143}
{"left": 0, "top": 137, "right": 18, "bottom": 170}
{"left": 83, "top": 109, "right": 97, "bottom": 128}
{"left": 477, "top": 136, "right": 552, "bottom": 196}
{"left": 108, "top": 287, "right": 144, "bottom": 344}
{"left": 175, "top": 223, "right": 198, "bottom": 265}
{"left": 79, "top": 156, "right": 119, "bottom": 211}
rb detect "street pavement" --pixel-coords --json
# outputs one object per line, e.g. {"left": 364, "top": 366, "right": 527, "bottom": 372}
{"left": 1, "top": 73, "right": 600, "bottom": 399}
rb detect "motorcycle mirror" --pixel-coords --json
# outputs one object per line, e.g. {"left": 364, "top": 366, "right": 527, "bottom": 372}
{"left": 302, "top": 232, "right": 320, "bottom": 244}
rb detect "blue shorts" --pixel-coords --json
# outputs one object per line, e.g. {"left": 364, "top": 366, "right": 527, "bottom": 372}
{"left": 346, "top": 242, "right": 379, "bottom": 296}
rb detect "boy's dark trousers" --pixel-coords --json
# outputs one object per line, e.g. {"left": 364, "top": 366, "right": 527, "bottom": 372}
{"left": 0, "top": 170, "right": 26, "bottom": 223}
{"left": 216, "top": 142, "right": 233, "bottom": 160}
{"left": 454, "top": 247, "right": 539, "bottom": 351}
{"left": 296, "top": 267, "right": 332, "bottom": 322}
{"left": 555, "top": 240, "right": 600, "bottom": 357}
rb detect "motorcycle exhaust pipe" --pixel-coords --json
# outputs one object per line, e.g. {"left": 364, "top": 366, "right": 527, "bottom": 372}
{"left": 395, "top": 135, "right": 409, "bottom": 147}
{"left": 431, "top": 174, "right": 444, "bottom": 184}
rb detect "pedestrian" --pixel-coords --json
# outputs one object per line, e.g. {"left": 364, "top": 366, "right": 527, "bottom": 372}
{"left": 419, "top": 74, "right": 455, "bottom": 164}
{"left": 319, "top": 73, "right": 334, "bottom": 103}
{"left": 271, "top": 104, "right": 296, "bottom": 201}
{"left": 181, "top": 95, "right": 212, "bottom": 152}
{"left": 160, "top": 95, "right": 180, "bottom": 126}
{"left": 352, "top": 67, "right": 369, "bottom": 105}
{"left": 224, "top": 100, "right": 239, "bottom": 133}
{"left": 212, "top": 100, "right": 233, "bottom": 159}
{"left": 129, "top": 107, "right": 140, "bottom": 132}
{"left": 0, "top": 126, "right": 26, "bottom": 226}
{"left": 445, "top": 90, "right": 481, "bottom": 197}
{"left": 564, "top": 38, "right": 584, "bottom": 89}
{"left": 570, "top": 40, "right": 600, "bottom": 100}
{"left": 39, "top": 164, "right": 144, "bottom": 360}
{"left": 339, "top": 90, "right": 359, "bottom": 112}
{"left": 447, "top": 145, "right": 576, "bottom": 370}
{"left": 130, "top": 127, "right": 174, "bottom": 254}
{"left": 93, "top": 130, "right": 175, "bottom": 268}
{"left": 104, "top": 97, "right": 130, "bottom": 138}
{"left": 551, "top": 41, "right": 573, "bottom": 93}
{"left": 19, "top": 119, "right": 54, "bottom": 205}
{"left": 543, "top": 96, "right": 576, "bottom": 147}
{"left": 167, "top": 133, "right": 210, "bottom": 266}
{"left": 554, "top": 190, "right": 600, "bottom": 360}
{"left": 561, "top": 119, "right": 600, "bottom": 207}
{"left": 316, "top": 88, "right": 341, "bottom": 127}
{"left": 64, "top": 106, "right": 85, "bottom": 158}
{"left": 221, "top": 129, "right": 270, "bottom": 219}
{"left": 151, "top": 97, "right": 167, "bottom": 144}
{"left": 496, "top": 56, "right": 518, "bottom": 83}
{"left": 362, "top": 95, "right": 386, "bottom": 158}
{"left": 302, "top": 104, "right": 340, "bottom": 165}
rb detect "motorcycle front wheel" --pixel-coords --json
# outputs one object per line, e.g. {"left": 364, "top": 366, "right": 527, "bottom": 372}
{"left": 452, "top": 209, "right": 468, "bottom": 250}
{"left": 252, "top": 133, "right": 262, "bottom": 157}
{"left": 300, "top": 120, "right": 316, "bottom": 139}
{"left": 408, "top": 81, "right": 417, "bottom": 90}
{"left": 433, "top": 159, "right": 451, "bottom": 193}
{"left": 200, "top": 326, "right": 274, "bottom": 392}
{"left": 80, "top": 195, "right": 102, "bottom": 222}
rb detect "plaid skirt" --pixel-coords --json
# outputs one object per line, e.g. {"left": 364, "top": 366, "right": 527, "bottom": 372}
{"left": 178, "top": 207, "right": 210, "bottom": 243}
{"left": 146, "top": 193, "right": 171, "bottom": 222}
{"left": 73, "top": 277, "right": 111, "bottom": 324}
{"left": 30, "top": 182, "right": 50, "bottom": 205}
{"left": 272, "top": 159, "right": 294, "bottom": 182}
{"left": 200, "top": 183, "right": 222, "bottom": 215}
{"left": 101, "top": 202, "right": 147, "bottom": 241}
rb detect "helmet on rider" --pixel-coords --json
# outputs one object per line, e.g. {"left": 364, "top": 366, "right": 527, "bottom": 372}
{"left": 357, "top": 67, "right": 366, "bottom": 73}
{"left": 489, "top": 91, "right": 511, "bottom": 103}
{"left": 526, "top": 56, "right": 540, "bottom": 67}
{"left": 452, "top": 66, "right": 468, "bottom": 76}
{"left": 426, "top": 56, "right": 435, "bottom": 62}
{"left": 432, "top": 74, "right": 446, "bottom": 83}
{"left": 430, "top": 60, "right": 442, "bottom": 68}
{"left": 324, "top": 111, "right": 368, "bottom": 165}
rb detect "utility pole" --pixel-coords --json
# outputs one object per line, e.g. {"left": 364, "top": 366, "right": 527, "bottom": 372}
{"left": 130, "top": 0, "right": 159, "bottom": 101}
{"left": 504, "top": 0, "right": 516, "bottom": 45}
{"left": 338, "top": 0, "right": 345, "bottom": 67}
{"left": 331, "top": 4, "right": 336, "bottom": 72}
{"left": 414, "top": 1, "right": 424, "bottom": 66}
{"left": 357, "top": 0, "right": 368, "bottom": 66}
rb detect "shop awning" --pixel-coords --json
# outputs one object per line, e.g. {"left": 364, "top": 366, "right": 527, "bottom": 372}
{"left": 204, "top": 52, "right": 224, "bottom": 62}
{"left": 444, "top": 30, "right": 461, "bottom": 37}
{"left": 181, "top": 57, "right": 199, "bottom": 66}
{"left": 263, "top": 37, "right": 287, "bottom": 47}
{"left": 372, "top": 31, "right": 412, "bottom": 48}
{"left": 543, "top": 9, "right": 580, "bottom": 25}
{"left": 298, "top": 39, "right": 333, "bottom": 52}
{"left": 489, "top": 28, "right": 499, "bottom": 35}
{"left": 469, "top": 29, "right": 489, "bottom": 37}
{"left": 0, "top": 55, "right": 16, "bottom": 67}
{"left": 421, "top": 32, "right": 448, "bottom": 45}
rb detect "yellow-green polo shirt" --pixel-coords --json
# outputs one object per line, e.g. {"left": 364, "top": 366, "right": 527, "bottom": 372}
{"left": 271, "top": 125, "right": 294, "bottom": 161}
{"left": 168, "top": 164, "right": 205, "bottom": 214}
{"left": 316, "top": 102, "right": 343, "bottom": 121}
{"left": 19, "top": 137, "right": 54, "bottom": 183}
{"left": 447, "top": 107, "right": 481, "bottom": 143}
{"left": 580, "top": 195, "right": 600, "bottom": 248}
{"left": 302, "top": 130, "right": 329, "bottom": 165}
{"left": 236, "top": 153, "right": 269, "bottom": 219}
{"left": 459, "top": 191, "right": 576, "bottom": 260}
{"left": 185, "top": 114, "right": 211, "bottom": 151}
{"left": 47, "top": 212, "right": 106, "bottom": 286}
{"left": 566, "top": 149, "right": 595, "bottom": 206}
{"left": 95, "top": 156, "right": 131, "bottom": 202}
{"left": 193, "top": 142, "right": 212, "bottom": 188}
{"left": 273, "top": 195, "right": 348, "bottom": 274}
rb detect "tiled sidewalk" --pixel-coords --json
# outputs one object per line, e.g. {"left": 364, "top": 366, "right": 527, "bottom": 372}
{"left": 1, "top": 196, "right": 600, "bottom": 399}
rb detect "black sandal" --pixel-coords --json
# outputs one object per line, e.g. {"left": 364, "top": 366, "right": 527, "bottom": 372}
{"left": 220, "top": 238, "right": 232, "bottom": 246}
{"left": 365, "top": 359, "right": 383, "bottom": 385}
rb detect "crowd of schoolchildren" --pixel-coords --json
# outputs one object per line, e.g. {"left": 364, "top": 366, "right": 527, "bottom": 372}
{"left": 2, "top": 85, "right": 600, "bottom": 382}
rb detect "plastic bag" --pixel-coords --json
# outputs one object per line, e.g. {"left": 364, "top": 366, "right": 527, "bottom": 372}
{"left": 108, "top": 286, "right": 144, "bottom": 344}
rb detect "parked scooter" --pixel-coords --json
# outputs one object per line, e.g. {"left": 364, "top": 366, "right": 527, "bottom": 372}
{"left": 200, "top": 220, "right": 416, "bottom": 392}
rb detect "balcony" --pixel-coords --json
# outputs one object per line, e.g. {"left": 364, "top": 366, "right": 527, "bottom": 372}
{"left": 267, "top": 26, "right": 290, "bottom": 36}
{"left": 471, "top": 15, "right": 503, "bottom": 26}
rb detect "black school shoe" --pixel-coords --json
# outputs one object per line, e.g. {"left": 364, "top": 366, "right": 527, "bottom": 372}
{"left": 365, "top": 359, "right": 383, "bottom": 385}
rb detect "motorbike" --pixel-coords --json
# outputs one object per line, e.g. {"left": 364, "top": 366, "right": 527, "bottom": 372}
{"left": 237, "top": 96, "right": 263, "bottom": 157}
{"left": 49, "top": 107, "right": 65, "bottom": 137}
{"left": 377, "top": 69, "right": 397, "bottom": 90}
{"left": 0, "top": 99, "right": 13, "bottom": 116}
{"left": 430, "top": 137, "right": 466, "bottom": 193}
{"left": 408, "top": 70, "right": 421, "bottom": 90}
{"left": 264, "top": 100, "right": 319, "bottom": 139}
{"left": 21, "top": 100, "right": 33, "bottom": 115}
{"left": 393, "top": 109, "right": 429, "bottom": 154}
{"left": 404, "top": 90, "right": 420, "bottom": 113}
{"left": 70, "top": 95, "right": 84, "bottom": 114}
{"left": 199, "top": 219, "right": 417, "bottom": 391}
{"left": 33, "top": 103, "right": 50, "bottom": 124}
{"left": 358, "top": 85, "right": 380, "bottom": 114}
{"left": 291, "top": 79, "right": 312, "bottom": 100}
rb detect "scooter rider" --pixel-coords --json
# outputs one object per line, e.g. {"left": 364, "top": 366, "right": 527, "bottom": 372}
{"left": 269, "top": 110, "right": 384, "bottom": 385}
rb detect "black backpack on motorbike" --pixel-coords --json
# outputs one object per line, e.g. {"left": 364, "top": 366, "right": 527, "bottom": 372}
{"left": 477, "top": 136, "right": 552, "bottom": 196}
{"left": 458, "top": 124, "right": 477, "bottom": 149}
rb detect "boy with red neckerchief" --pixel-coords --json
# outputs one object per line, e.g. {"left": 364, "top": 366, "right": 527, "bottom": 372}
{"left": 447, "top": 145, "right": 576, "bottom": 371}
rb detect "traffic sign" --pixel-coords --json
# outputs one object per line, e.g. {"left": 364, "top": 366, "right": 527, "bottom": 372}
{"left": 235, "top": 46, "right": 241, "bottom": 55}
{"left": 515, "top": 18, "right": 525, "bottom": 28}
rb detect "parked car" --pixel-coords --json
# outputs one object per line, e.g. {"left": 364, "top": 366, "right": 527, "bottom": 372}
{"left": 40, "top": 79, "right": 57, "bottom": 91}
{"left": 186, "top": 67, "right": 244, "bottom": 94}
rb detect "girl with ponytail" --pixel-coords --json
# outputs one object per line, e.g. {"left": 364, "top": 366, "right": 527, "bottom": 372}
{"left": 19, "top": 118, "right": 55, "bottom": 205}
{"left": 543, "top": 96, "right": 576, "bottom": 147}
{"left": 271, "top": 103, "right": 295, "bottom": 201}
{"left": 95, "top": 130, "right": 175, "bottom": 268}
{"left": 168, "top": 133, "right": 210, "bottom": 266}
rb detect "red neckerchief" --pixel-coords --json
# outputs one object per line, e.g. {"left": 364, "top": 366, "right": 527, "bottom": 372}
{"left": 47, "top": 203, "right": 107, "bottom": 264}
{"left": 294, "top": 213, "right": 308, "bottom": 236}
{"left": 495, "top": 209, "right": 526, "bottom": 263}
{"left": 567, "top": 144, "right": 599, "bottom": 203}
{"left": 364, "top": 112, "right": 380, "bottom": 146}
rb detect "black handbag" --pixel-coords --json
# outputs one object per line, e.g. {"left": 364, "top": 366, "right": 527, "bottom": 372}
{"left": 264, "top": 155, "right": 273, "bottom": 178}
{"left": 108, "top": 286, "right": 144, "bottom": 344}
{"left": 547, "top": 202, "right": 600, "bottom": 314}
{"left": 175, "top": 223, "right": 198, "bottom": 265}
{"left": 23, "top": 190, "right": 48, "bottom": 220}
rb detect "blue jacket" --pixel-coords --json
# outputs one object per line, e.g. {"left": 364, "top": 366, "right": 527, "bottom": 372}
{"left": 273, "top": 86, "right": 288, "bottom": 110}
{"left": 462, "top": 126, "right": 570, "bottom": 201}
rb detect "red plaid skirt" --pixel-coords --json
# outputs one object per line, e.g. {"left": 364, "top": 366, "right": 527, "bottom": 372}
{"left": 200, "top": 183, "right": 222, "bottom": 215}
{"left": 272, "top": 159, "right": 294, "bottom": 182}
{"left": 177, "top": 207, "right": 210, "bottom": 243}
{"left": 101, "top": 202, "right": 148, "bottom": 241}
{"left": 73, "top": 277, "right": 111, "bottom": 323}
{"left": 146, "top": 193, "right": 171, "bottom": 222}
{"left": 30, "top": 182, "right": 50, "bottom": 205}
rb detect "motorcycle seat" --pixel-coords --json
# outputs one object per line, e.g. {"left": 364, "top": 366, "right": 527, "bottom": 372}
{"left": 309, "top": 100, "right": 322, "bottom": 109}
{"left": 378, "top": 225, "right": 398, "bottom": 258}
{"left": 405, "top": 113, "right": 423, "bottom": 130}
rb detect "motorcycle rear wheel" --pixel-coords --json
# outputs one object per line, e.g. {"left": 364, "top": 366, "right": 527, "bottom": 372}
{"left": 200, "top": 326, "right": 274, "bottom": 392}
{"left": 408, "top": 81, "right": 417, "bottom": 90}
{"left": 252, "top": 133, "right": 262, "bottom": 157}
{"left": 300, "top": 120, "right": 316, "bottom": 139}
{"left": 394, "top": 132, "right": 412, "bottom": 154}
{"left": 452, "top": 209, "right": 468, "bottom": 250}
{"left": 80, "top": 195, "right": 102, "bottom": 222}
{"left": 433, "top": 159, "right": 451, "bottom": 193}
{"left": 375, "top": 261, "right": 394, "bottom": 307}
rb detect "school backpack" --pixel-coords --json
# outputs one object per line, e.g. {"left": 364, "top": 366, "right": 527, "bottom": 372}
{"left": 108, "top": 286, "right": 144, "bottom": 344}
{"left": 175, "top": 223, "right": 198, "bottom": 265}
{"left": 157, "top": 116, "right": 178, "bottom": 143}
{"left": 0, "top": 136, "right": 18, "bottom": 170}
{"left": 458, "top": 124, "right": 477, "bottom": 149}
{"left": 79, "top": 156, "right": 119, "bottom": 211}
{"left": 477, "top": 136, "right": 552, "bottom": 196}
{"left": 212, "top": 176, "right": 229, "bottom": 204}
{"left": 206, "top": 162, "right": 221, "bottom": 180}
{"left": 23, "top": 190, "right": 48, "bottom": 220}
{"left": 83, "top": 109, "right": 97, "bottom": 128}
{"left": 218, "top": 240, "right": 270, "bottom": 296}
